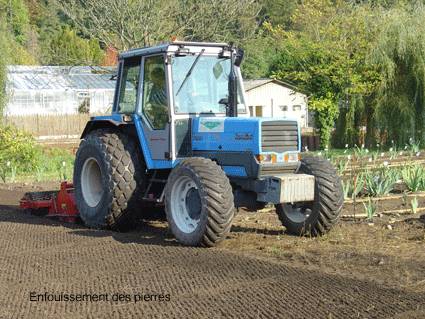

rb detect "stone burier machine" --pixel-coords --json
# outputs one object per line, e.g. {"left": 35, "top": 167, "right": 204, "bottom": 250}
{"left": 23, "top": 41, "right": 344, "bottom": 247}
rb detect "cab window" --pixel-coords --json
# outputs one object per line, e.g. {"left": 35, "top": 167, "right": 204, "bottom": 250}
{"left": 117, "top": 57, "right": 141, "bottom": 114}
{"left": 142, "top": 55, "right": 168, "bottom": 129}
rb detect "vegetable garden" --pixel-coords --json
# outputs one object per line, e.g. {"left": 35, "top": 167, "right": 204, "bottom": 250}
{"left": 317, "top": 143, "right": 425, "bottom": 219}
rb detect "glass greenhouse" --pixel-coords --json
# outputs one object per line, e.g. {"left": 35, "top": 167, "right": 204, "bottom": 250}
{"left": 5, "top": 66, "right": 116, "bottom": 115}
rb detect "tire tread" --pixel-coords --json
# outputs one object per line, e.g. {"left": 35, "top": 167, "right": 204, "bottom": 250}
{"left": 276, "top": 155, "right": 343, "bottom": 236}
{"left": 74, "top": 129, "right": 145, "bottom": 230}
{"left": 164, "top": 157, "right": 234, "bottom": 247}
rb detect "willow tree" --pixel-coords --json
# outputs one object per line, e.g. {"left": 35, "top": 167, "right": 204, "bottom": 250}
{"left": 369, "top": 4, "right": 425, "bottom": 145}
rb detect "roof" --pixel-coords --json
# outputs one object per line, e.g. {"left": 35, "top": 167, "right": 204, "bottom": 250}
{"left": 119, "top": 41, "right": 230, "bottom": 59}
{"left": 7, "top": 65, "right": 116, "bottom": 91}
{"left": 243, "top": 78, "right": 303, "bottom": 94}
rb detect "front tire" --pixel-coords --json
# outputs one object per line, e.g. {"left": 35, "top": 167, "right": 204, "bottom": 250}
{"left": 164, "top": 158, "right": 234, "bottom": 247}
{"left": 275, "top": 156, "right": 343, "bottom": 236}
{"left": 73, "top": 129, "right": 145, "bottom": 230}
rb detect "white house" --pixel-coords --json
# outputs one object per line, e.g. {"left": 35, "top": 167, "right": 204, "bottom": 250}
{"left": 5, "top": 66, "right": 115, "bottom": 116}
{"left": 243, "top": 79, "right": 309, "bottom": 127}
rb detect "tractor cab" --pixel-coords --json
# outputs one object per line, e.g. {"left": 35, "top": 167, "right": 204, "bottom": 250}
{"left": 106, "top": 41, "right": 249, "bottom": 167}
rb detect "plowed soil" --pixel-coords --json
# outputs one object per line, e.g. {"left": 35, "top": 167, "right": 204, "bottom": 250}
{"left": 0, "top": 183, "right": 424, "bottom": 319}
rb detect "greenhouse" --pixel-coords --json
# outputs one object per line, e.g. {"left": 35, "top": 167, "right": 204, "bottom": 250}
{"left": 5, "top": 66, "right": 116, "bottom": 116}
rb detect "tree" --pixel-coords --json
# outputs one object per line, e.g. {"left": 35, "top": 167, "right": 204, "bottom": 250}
{"left": 0, "top": 18, "right": 37, "bottom": 65}
{"left": 27, "top": 0, "right": 69, "bottom": 64}
{"left": 369, "top": 3, "right": 425, "bottom": 145}
{"left": 175, "top": 0, "right": 260, "bottom": 44}
{"left": 267, "top": 1, "right": 381, "bottom": 148}
{"left": 0, "top": 0, "right": 37, "bottom": 64}
{"left": 47, "top": 27, "right": 104, "bottom": 65}
{"left": 55, "top": 0, "right": 260, "bottom": 50}
{"left": 240, "top": 30, "right": 276, "bottom": 79}
{"left": 257, "top": 0, "right": 297, "bottom": 28}
{"left": 56, "top": 0, "right": 176, "bottom": 50}
{"left": 0, "top": 0, "right": 30, "bottom": 44}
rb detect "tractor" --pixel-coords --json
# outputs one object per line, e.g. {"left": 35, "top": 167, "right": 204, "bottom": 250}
{"left": 72, "top": 41, "right": 343, "bottom": 247}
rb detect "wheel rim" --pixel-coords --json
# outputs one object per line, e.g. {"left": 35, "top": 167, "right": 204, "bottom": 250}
{"left": 282, "top": 203, "right": 313, "bottom": 223}
{"left": 81, "top": 157, "right": 104, "bottom": 208}
{"left": 170, "top": 175, "right": 202, "bottom": 234}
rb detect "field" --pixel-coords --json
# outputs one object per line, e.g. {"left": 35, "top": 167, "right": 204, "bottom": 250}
{"left": 0, "top": 177, "right": 424, "bottom": 318}
{"left": 1, "top": 145, "right": 425, "bottom": 318}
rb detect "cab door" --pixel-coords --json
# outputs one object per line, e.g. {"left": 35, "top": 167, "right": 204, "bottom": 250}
{"left": 139, "top": 54, "right": 171, "bottom": 160}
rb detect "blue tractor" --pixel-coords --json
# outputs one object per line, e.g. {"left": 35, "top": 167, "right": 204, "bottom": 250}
{"left": 74, "top": 41, "right": 343, "bottom": 246}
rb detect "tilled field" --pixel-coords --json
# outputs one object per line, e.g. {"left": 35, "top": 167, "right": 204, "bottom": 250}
{"left": 0, "top": 183, "right": 424, "bottom": 318}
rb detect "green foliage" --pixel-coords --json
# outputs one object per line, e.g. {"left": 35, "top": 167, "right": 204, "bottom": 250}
{"left": 0, "top": 44, "right": 6, "bottom": 116}
{"left": 401, "top": 165, "right": 425, "bottom": 192}
{"left": 342, "top": 173, "right": 364, "bottom": 199}
{"left": 0, "top": 0, "right": 30, "bottom": 44}
{"left": 408, "top": 139, "right": 421, "bottom": 155}
{"left": 410, "top": 196, "right": 418, "bottom": 214}
{"left": 363, "top": 197, "right": 377, "bottom": 220}
{"left": 369, "top": 4, "right": 425, "bottom": 145}
{"left": 0, "top": 125, "right": 42, "bottom": 182}
{"left": 0, "top": 0, "right": 37, "bottom": 65}
{"left": 335, "top": 158, "right": 349, "bottom": 175}
{"left": 364, "top": 167, "right": 399, "bottom": 196}
{"left": 0, "top": 10, "right": 37, "bottom": 115}
{"left": 32, "top": 0, "right": 77, "bottom": 64}
{"left": 0, "top": 24, "right": 37, "bottom": 65}
{"left": 257, "top": 0, "right": 297, "bottom": 28}
{"left": 47, "top": 27, "right": 104, "bottom": 65}
{"left": 240, "top": 32, "right": 275, "bottom": 79}
{"left": 309, "top": 95, "right": 339, "bottom": 149}
{"left": 38, "top": 148, "right": 74, "bottom": 181}
{"left": 0, "top": 0, "right": 103, "bottom": 66}
{"left": 353, "top": 145, "right": 370, "bottom": 158}
{"left": 265, "top": 0, "right": 381, "bottom": 149}
{"left": 0, "top": 125, "right": 75, "bottom": 182}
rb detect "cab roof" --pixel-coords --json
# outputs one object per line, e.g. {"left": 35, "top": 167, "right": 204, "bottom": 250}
{"left": 119, "top": 41, "right": 231, "bottom": 59}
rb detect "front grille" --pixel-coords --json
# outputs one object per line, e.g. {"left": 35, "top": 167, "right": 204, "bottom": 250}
{"left": 261, "top": 121, "right": 298, "bottom": 153}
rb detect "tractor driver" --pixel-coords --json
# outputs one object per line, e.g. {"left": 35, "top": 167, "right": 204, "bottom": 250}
{"left": 145, "top": 66, "right": 168, "bottom": 129}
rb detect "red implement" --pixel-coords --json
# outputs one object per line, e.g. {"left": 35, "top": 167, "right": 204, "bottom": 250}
{"left": 20, "top": 181, "right": 79, "bottom": 222}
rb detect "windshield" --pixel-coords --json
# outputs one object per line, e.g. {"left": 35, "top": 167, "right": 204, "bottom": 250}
{"left": 171, "top": 55, "right": 246, "bottom": 114}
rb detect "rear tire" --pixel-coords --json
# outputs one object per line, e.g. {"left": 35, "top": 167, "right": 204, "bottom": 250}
{"left": 73, "top": 129, "right": 145, "bottom": 230}
{"left": 275, "top": 156, "right": 343, "bottom": 236}
{"left": 164, "top": 157, "right": 234, "bottom": 247}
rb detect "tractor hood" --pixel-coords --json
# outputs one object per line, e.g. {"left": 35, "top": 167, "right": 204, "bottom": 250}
{"left": 191, "top": 117, "right": 300, "bottom": 155}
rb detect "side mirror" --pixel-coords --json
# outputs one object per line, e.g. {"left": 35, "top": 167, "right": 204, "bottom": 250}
{"left": 234, "top": 48, "right": 244, "bottom": 67}
{"left": 219, "top": 97, "right": 229, "bottom": 106}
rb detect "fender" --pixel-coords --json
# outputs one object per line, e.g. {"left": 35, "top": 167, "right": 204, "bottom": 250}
{"left": 80, "top": 114, "right": 131, "bottom": 139}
